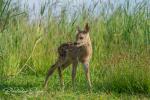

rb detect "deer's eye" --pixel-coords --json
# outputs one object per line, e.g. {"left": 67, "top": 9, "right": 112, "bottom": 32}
{"left": 80, "top": 37, "right": 83, "bottom": 40}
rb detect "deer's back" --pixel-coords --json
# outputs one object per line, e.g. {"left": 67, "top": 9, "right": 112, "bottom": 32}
{"left": 58, "top": 42, "right": 78, "bottom": 59}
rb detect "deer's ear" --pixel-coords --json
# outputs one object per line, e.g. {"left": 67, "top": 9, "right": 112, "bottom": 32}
{"left": 84, "top": 23, "right": 90, "bottom": 33}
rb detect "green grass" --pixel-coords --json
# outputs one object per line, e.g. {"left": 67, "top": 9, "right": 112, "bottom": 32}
{"left": 0, "top": 74, "right": 150, "bottom": 99}
{"left": 0, "top": 0, "right": 150, "bottom": 99}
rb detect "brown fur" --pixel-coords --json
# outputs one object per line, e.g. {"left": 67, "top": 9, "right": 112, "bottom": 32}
{"left": 44, "top": 23, "right": 92, "bottom": 89}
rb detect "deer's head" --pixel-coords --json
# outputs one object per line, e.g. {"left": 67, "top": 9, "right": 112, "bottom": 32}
{"left": 75, "top": 23, "right": 91, "bottom": 47}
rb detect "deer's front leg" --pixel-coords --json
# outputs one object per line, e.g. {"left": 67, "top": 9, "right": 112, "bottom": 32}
{"left": 58, "top": 66, "right": 64, "bottom": 89}
{"left": 72, "top": 61, "right": 78, "bottom": 90}
{"left": 83, "top": 62, "right": 92, "bottom": 89}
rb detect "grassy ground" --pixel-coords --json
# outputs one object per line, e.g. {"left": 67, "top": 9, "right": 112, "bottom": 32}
{"left": 0, "top": 0, "right": 150, "bottom": 99}
{"left": 1, "top": 75, "right": 150, "bottom": 100}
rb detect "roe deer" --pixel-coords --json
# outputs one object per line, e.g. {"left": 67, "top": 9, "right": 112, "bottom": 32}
{"left": 44, "top": 23, "right": 92, "bottom": 90}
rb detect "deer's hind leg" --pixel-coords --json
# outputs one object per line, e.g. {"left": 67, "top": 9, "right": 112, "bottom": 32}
{"left": 44, "top": 62, "right": 58, "bottom": 88}
{"left": 58, "top": 61, "right": 71, "bottom": 89}
{"left": 44, "top": 58, "right": 67, "bottom": 89}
